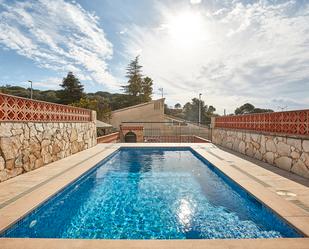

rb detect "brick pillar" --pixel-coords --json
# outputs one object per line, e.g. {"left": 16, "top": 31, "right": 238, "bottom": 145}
{"left": 120, "top": 126, "right": 144, "bottom": 142}
{"left": 210, "top": 116, "right": 216, "bottom": 142}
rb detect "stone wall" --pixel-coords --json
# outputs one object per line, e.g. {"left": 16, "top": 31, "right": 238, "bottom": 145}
{"left": 0, "top": 121, "right": 96, "bottom": 182}
{"left": 212, "top": 129, "right": 309, "bottom": 179}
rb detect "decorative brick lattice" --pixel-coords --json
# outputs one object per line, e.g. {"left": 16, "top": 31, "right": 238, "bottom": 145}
{"left": 214, "top": 110, "right": 309, "bottom": 136}
{"left": 0, "top": 93, "right": 92, "bottom": 122}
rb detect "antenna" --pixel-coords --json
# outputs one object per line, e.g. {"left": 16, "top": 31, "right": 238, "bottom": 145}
{"left": 277, "top": 106, "right": 288, "bottom": 111}
{"left": 158, "top": 88, "right": 163, "bottom": 98}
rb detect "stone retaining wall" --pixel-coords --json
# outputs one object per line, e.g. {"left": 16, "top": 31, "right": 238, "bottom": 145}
{"left": 212, "top": 128, "right": 309, "bottom": 178}
{"left": 0, "top": 121, "right": 96, "bottom": 182}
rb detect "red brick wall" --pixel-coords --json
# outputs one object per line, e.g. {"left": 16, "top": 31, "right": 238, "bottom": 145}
{"left": 144, "top": 135, "right": 210, "bottom": 143}
{"left": 97, "top": 132, "right": 120, "bottom": 143}
{"left": 0, "top": 93, "right": 92, "bottom": 122}
{"left": 215, "top": 110, "right": 309, "bottom": 137}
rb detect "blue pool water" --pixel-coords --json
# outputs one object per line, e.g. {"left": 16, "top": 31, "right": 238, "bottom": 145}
{"left": 1, "top": 148, "right": 301, "bottom": 239}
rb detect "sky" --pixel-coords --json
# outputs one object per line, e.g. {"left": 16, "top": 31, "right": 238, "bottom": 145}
{"left": 0, "top": 0, "right": 308, "bottom": 114}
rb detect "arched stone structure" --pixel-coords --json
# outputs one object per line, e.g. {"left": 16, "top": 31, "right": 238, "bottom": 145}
{"left": 124, "top": 131, "right": 137, "bottom": 143}
{"left": 120, "top": 125, "right": 144, "bottom": 142}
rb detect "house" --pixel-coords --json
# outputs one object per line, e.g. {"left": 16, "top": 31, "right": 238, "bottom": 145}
{"left": 109, "top": 98, "right": 165, "bottom": 129}
{"left": 108, "top": 98, "right": 209, "bottom": 142}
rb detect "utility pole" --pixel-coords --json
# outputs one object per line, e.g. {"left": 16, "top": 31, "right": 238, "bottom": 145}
{"left": 198, "top": 93, "right": 202, "bottom": 126}
{"left": 28, "top": 80, "right": 33, "bottom": 99}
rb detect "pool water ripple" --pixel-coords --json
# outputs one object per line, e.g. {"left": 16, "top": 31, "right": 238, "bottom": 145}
{"left": 1, "top": 148, "right": 301, "bottom": 239}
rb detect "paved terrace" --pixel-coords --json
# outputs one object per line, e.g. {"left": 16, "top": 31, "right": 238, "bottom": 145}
{"left": 0, "top": 143, "right": 308, "bottom": 249}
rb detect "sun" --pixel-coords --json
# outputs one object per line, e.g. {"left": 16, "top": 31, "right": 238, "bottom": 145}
{"left": 166, "top": 11, "right": 205, "bottom": 49}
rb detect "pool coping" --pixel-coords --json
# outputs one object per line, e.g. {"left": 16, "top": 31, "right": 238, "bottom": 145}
{"left": 0, "top": 143, "right": 309, "bottom": 249}
{"left": 1, "top": 237, "right": 309, "bottom": 249}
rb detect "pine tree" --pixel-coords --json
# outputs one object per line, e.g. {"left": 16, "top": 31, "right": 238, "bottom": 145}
{"left": 122, "top": 56, "right": 143, "bottom": 96}
{"left": 70, "top": 97, "right": 111, "bottom": 121}
{"left": 174, "top": 103, "right": 181, "bottom": 109}
{"left": 58, "top": 72, "right": 84, "bottom": 104}
{"left": 140, "top": 76, "right": 153, "bottom": 102}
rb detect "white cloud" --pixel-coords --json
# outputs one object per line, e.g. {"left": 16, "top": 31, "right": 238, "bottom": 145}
{"left": 124, "top": 1, "right": 309, "bottom": 114}
{"left": 190, "top": 0, "right": 202, "bottom": 5}
{"left": 33, "top": 77, "right": 62, "bottom": 89}
{"left": 0, "top": 0, "right": 119, "bottom": 91}
{"left": 119, "top": 28, "right": 128, "bottom": 35}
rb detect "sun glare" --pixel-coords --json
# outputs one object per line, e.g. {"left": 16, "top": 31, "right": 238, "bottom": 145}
{"left": 166, "top": 11, "right": 205, "bottom": 48}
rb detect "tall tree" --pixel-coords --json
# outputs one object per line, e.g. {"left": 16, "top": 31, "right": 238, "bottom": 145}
{"left": 234, "top": 103, "right": 255, "bottom": 115}
{"left": 140, "top": 76, "right": 153, "bottom": 102}
{"left": 71, "top": 97, "right": 111, "bottom": 121}
{"left": 58, "top": 72, "right": 84, "bottom": 104}
{"left": 182, "top": 98, "right": 216, "bottom": 124}
{"left": 174, "top": 103, "right": 181, "bottom": 109}
{"left": 234, "top": 103, "right": 273, "bottom": 115}
{"left": 207, "top": 105, "right": 216, "bottom": 115}
{"left": 122, "top": 56, "right": 143, "bottom": 96}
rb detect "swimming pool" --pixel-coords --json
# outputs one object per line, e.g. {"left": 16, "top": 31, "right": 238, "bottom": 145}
{"left": 0, "top": 147, "right": 302, "bottom": 239}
